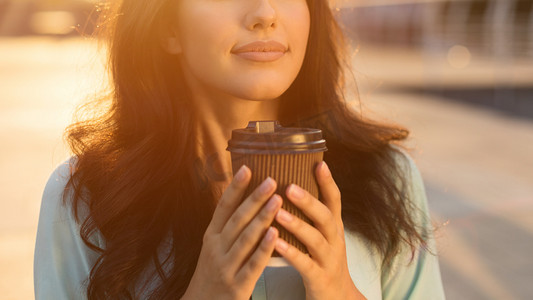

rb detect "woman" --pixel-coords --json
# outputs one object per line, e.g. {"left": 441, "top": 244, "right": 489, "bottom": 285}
{"left": 34, "top": 0, "right": 445, "bottom": 299}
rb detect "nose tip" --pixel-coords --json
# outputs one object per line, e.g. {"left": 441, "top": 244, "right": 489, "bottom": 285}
{"left": 251, "top": 18, "right": 276, "bottom": 30}
{"left": 246, "top": 0, "right": 277, "bottom": 31}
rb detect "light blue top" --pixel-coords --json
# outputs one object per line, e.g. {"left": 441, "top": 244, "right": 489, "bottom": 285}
{"left": 34, "top": 151, "right": 446, "bottom": 299}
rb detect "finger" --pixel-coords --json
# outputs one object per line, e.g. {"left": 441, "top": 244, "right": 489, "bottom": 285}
{"left": 220, "top": 177, "right": 277, "bottom": 248}
{"left": 316, "top": 161, "right": 342, "bottom": 220}
{"left": 235, "top": 226, "right": 279, "bottom": 284}
{"left": 208, "top": 165, "right": 251, "bottom": 233}
{"left": 275, "top": 208, "right": 330, "bottom": 265}
{"left": 285, "top": 183, "right": 337, "bottom": 243}
{"left": 226, "top": 194, "right": 282, "bottom": 271}
{"left": 274, "top": 237, "right": 317, "bottom": 280}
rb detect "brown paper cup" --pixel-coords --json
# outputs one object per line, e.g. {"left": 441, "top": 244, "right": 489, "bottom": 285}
{"left": 226, "top": 120, "right": 327, "bottom": 258}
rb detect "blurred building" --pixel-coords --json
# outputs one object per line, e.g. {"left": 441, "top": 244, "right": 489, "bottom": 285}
{"left": 0, "top": 0, "right": 98, "bottom": 36}
{"left": 337, "top": 0, "right": 533, "bottom": 120}
{"left": 339, "top": 0, "right": 533, "bottom": 58}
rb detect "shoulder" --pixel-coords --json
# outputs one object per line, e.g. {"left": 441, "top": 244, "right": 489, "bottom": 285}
{"left": 40, "top": 157, "right": 93, "bottom": 222}
{"left": 35, "top": 158, "right": 103, "bottom": 299}
{"left": 40, "top": 156, "right": 101, "bottom": 233}
{"left": 387, "top": 144, "right": 423, "bottom": 186}
{"left": 38, "top": 157, "right": 103, "bottom": 249}
{"left": 40, "top": 158, "right": 78, "bottom": 222}
{"left": 387, "top": 145, "right": 429, "bottom": 223}
{"left": 42, "top": 158, "right": 75, "bottom": 207}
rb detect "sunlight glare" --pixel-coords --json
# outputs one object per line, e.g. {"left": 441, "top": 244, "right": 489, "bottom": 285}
{"left": 30, "top": 11, "right": 76, "bottom": 35}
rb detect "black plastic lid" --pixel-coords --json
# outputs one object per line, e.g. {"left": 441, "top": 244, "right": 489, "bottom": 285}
{"left": 226, "top": 120, "right": 327, "bottom": 154}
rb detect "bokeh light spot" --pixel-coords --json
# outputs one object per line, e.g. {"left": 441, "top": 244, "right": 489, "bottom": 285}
{"left": 447, "top": 45, "right": 472, "bottom": 69}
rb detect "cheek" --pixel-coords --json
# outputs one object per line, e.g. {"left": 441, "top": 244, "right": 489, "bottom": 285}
{"left": 283, "top": 4, "right": 310, "bottom": 59}
{"left": 178, "top": 19, "right": 236, "bottom": 79}
{"left": 176, "top": 6, "right": 235, "bottom": 60}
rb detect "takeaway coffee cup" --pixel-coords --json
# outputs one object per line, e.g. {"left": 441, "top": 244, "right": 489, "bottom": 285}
{"left": 226, "top": 120, "right": 327, "bottom": 264}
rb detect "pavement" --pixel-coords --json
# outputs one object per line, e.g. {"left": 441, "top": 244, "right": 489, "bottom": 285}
{"left": 0, "top": 37, "right": 532, "bottom": 299}
{"left": 353, "top": 44, "right": 533, "bottom": 299}
{"left": 360, "top": 92, "right": 533, "bottom": 300}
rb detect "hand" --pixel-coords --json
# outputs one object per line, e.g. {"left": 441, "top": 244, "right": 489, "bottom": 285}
{"left": 183, "top": 165, "right": 282, "bottom": 300}
{"left": 273, "top": 161, "right": 367, "bottom": 300}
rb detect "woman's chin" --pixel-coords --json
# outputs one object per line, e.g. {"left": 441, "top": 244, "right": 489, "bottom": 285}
{"left": 229, "top": 85, "right": 290, "bottom": 102}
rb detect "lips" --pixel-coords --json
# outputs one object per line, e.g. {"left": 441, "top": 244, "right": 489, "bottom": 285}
{"left": 231, "top": 40, "right": 288, "bottom": 62}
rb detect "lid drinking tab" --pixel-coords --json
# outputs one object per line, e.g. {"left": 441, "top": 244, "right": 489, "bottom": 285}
{"left": 246, "top": 120, "right": 280, "bottom": 133}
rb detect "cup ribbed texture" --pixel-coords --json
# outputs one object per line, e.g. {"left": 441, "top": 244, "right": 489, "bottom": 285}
{"left": 231, "top": 152, "right": 324, "bottom": 256}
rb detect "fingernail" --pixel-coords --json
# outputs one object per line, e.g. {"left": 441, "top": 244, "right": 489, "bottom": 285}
{"left": 321, "top": 161, "right": 331, "bottom": 178}
{"left": 277, "top": 209, "right": 293, "bottom": 223}
{"left": 235, "top": 165, "right": 248, "bottom": 182}
{"left": 265, "top": 227, "right": 276, "bottom": 242}
{"left": 260, "top": 177, "right": 275, "bottom": 193}
{"left": 288, "top": 184, "right": 304, "bottom": 199}
{"left": 266, "top": 195, "right": 280, "bottom": 212}
{"left": 276, "top": 239, "right": 289, "bottom": 252}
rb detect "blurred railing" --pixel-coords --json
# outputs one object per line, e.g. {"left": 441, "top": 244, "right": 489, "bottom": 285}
{"left": 339, "top": 0, "right": 533, "bottom": 58}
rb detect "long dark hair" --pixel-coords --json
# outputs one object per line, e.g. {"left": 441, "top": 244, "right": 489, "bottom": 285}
{"left": 65, "top": 0, "right": 427, "bottom": 298}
